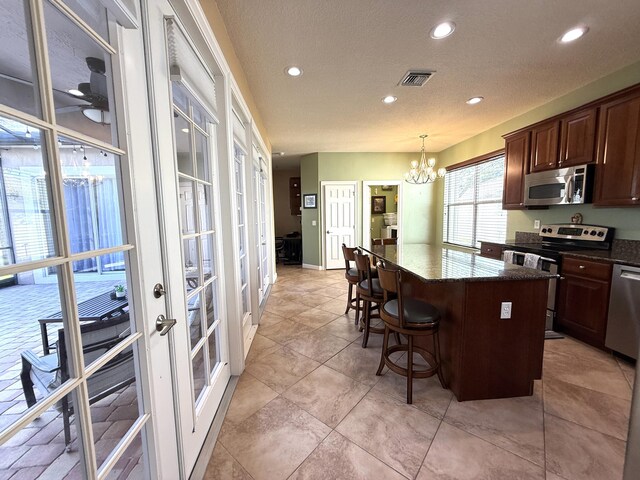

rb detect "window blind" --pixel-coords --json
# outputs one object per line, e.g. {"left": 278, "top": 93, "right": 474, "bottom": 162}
{"left": 443, "top": 156, "right": 507, "bottom": 248}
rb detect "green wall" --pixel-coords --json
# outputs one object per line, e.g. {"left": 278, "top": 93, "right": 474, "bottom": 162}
{"left": 300, "top": 153, "right": 319, "bottom": 265}
{"left": 436, "top": 60, "right": 640, "bottom": 243}
{"left": 301, "top": 152, "right": 439, "bottom": 267}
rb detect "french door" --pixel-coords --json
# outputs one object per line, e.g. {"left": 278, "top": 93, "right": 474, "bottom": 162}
{"left": 252, "top": 149, "right": 270, "bottom": 303}
{"left": 144, "top": 2, "right": 230, "bottom": 476}
{"left": 323, "top": 182, "right": 357, "bottom": 269}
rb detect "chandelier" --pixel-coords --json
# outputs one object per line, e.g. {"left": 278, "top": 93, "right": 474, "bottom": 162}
{"left": 404, "top": 134, "right": 446, "bottom": 184}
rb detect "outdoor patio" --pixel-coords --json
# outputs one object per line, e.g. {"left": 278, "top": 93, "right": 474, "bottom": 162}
{"left": 0, "top": 280, "right": 143, "bottom": 479}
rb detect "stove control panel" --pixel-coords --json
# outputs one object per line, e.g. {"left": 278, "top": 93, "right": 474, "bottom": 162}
{"left": 540, "top": 224, "right": 610, "bottom": 242}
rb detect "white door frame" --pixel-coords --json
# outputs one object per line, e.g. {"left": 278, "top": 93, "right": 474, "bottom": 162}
{"left": 362, "top": 180, "right": 403, "bottom": 251}
{"left": 320, "top": 181, "right": 358, "bottom": 269}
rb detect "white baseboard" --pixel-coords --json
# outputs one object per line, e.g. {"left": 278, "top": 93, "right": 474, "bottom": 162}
{"left": 302, "top": 263, "right": 324, "bottom": 270}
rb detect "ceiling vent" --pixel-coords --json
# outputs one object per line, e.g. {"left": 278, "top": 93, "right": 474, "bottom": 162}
{"left": 398, "top": 70, "right": 434, "bottom": 87}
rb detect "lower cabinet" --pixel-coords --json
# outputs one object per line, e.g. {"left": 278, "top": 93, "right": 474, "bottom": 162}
{"left": 479, "top": 242, "right": 505, "bottom": 260}
{"left": 556, "top": 257, "right": 612, "bottom": 349}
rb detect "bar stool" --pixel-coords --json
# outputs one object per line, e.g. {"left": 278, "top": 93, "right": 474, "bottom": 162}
{"left": 341, "top": 244, "right": 360, "bottom": 315}
{"left": 354, "top": 251, "right": 384, "bottom": 347}
{"left": 376, "top": 260, "right": 446, "bottom": 404}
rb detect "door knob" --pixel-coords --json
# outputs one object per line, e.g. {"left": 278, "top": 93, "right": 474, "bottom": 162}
{"left": 153, "top": 283, "right": 166, "bottom": 299}
{"left": 326, "top": 230, "right": 332, "bottom": 234}
{"left": 156, "top": 314, "right": 177, "bottom": 336}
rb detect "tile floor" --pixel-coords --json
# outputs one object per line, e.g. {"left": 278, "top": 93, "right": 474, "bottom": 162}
{"left": 205, "top": 265, "right": 636, "bottom": 480}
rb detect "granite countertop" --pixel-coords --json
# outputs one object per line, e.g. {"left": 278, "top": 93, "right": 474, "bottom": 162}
{"left": 367, "top": 244, "right": 556, "bottom": 283}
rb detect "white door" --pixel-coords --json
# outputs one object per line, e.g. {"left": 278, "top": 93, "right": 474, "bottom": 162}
{"left": 253, "top": 153, "right": 270, "bottom": 303}
{"left": 323, "top": 183, "right": 356, "bottom": 269}
{"left": 145, "top": 3, "right": 230, "bottom": 476}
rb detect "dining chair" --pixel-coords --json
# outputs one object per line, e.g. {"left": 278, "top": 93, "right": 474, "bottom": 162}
{"left": 375, "top": 260, "right": 447, "bottom": 403}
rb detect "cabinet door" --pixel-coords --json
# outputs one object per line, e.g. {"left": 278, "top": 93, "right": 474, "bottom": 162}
{"left": 559, "top": 107, "right": 597, "bottom": 167}
{"left": 480, "top": 242, "right": 504, "bottom": 260}
{"left": 530, "top": 120, "right": 560, "bottom": 172}
{"left": 556, "top": 274, "right": 610, "bottom": 348}
{"left": 502, "top": 131, "right": 530, "bottom": 209}
{"left": 594, "top": 92, "right": 640, "bottom": 206}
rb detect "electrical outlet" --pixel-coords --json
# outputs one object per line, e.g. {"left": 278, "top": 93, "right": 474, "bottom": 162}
{"left": 534, "top": 219, "right": 541, "bottom": 229}
{"left": 311, "top": 220, "right": 317, "bottom": 226}
{"left": 500, "top": 302, "right": 512, "bottom": 319}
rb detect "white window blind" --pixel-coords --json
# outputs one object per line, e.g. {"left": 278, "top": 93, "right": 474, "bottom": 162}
{"left": 443, "top": 155, "right": 507, "bottom": 248}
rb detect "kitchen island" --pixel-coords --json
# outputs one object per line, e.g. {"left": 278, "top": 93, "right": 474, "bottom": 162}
{"left": 367, "top": 244, "right": 556, "bottom": 401}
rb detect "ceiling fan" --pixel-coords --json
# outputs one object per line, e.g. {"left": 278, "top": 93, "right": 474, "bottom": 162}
{"left": 55, "top": 57, "right": 111, "bottom": 125}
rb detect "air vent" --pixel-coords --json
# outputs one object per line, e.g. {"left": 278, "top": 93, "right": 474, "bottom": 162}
{"left": 399, "top": 70, "right": 434, "bottom": 87}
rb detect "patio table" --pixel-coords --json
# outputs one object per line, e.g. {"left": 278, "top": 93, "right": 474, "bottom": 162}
{"left": 38, "top": 291, "right": 129, "bottom": 355}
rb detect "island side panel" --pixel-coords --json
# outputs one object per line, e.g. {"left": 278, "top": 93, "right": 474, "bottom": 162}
{"left": 458, "top": 279, "right": 548, "bottom": 401}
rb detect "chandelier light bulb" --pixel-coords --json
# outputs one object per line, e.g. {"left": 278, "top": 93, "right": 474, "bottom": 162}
{"left": 410, "top": 160, "right": 419, "bottom": 169}
{"left": 438, "top": 167, "right": 447, "bottom": 177}
{"left": 428, "top": 157, "right": 436, "bottom": 167}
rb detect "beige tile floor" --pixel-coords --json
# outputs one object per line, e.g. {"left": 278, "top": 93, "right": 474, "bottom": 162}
{"left": 205, "top": 266, "right": 636, "bottom": 480}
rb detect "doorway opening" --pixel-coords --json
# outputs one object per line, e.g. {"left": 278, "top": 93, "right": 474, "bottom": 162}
{"left": 362, "top": 181, "right": 403, "bottom": 251}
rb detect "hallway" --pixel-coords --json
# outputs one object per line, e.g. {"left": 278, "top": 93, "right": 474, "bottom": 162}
{"left": 205, "top": 266, "right": 634, "bottom": 480}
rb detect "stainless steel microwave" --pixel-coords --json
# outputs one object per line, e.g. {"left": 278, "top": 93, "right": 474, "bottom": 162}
{"left": 524, "top": 164, "right": 594, "bottom": 206}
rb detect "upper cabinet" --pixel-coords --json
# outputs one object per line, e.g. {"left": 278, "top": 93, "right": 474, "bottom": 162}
{"left": 502, "top": 130, "right": 530, "bottom": 209}
{"left": 530, "top": 120, "right": 560, "bottom": 172}
{"left": 559, "top": 107, "right": 597, "bottom": 168}
{"left": 594, "top": 91, "right": 640, "bottom": 206}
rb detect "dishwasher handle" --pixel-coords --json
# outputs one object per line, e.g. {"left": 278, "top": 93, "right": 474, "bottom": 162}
{"left": 621, "top": 270, "right": 640, "bottom": 282}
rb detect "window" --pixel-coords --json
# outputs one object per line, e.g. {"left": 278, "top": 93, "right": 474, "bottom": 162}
{"left": 443, "top": 155, "right": 507, "bottom": 248}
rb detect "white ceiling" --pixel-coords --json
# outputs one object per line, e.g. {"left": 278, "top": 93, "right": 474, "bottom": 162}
{"left": 214, "top": 0, "right": 640, "bottom": 167}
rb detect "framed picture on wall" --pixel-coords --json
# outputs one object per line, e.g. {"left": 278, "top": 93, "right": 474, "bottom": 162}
{"left": 303, "top": 193, "right": 317, "bottom": 209}
{"left": 371, "top": 196, "right": 386, "bottom": 214}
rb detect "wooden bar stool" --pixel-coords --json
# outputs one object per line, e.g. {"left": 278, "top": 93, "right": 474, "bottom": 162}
{"left": 376, "top": 261, "right": 447, "bottom": 404}
{"left": 354, "top": 251, "right": 384, "bottom": 347}
{"left": 341, "top": 244, "right": 360, "bottom": 315}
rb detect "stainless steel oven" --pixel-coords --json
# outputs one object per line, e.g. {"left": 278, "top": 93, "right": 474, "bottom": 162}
{"left": 524, "top": 164, "right": 594, "bottom": 206}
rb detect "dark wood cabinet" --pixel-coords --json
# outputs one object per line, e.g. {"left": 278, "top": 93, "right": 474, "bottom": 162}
{"left": 556, "top": 256, "right": 612, "bottom": 349}
{"left": 559, "top": 107, "right": 597, "bottom": 167}
{"left": 594, "top": 91, "right": 640, "bottom": 206}
{"left": 502, "top": 131, "right": 530, "bottom": 209}
{"left": 289, "top": 177, "right": 301, "bottom": 215}
{"left": 530, "top": 120, "right": 560, "bottom": 172}
{"left": 479, "top": 242, "right": 505, "bottom": 260}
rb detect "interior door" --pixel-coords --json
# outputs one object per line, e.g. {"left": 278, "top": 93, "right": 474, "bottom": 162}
{"left": 324, "top": 183, "right": 356, "bottom": 269}
{"left": 145, "top": 3, "right": 230, "bottom": 476}
{"left": 253, "top": 152, "right": 270, "bottom": 302}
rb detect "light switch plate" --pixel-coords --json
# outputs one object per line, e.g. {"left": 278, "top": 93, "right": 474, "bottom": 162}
{"left": 500, "top": 302, "right": 512, "bottom": 319}
{"left": 311, "top": 220, "right": 317, "bottom": 226}
{"left": 534, "top": 219, "right": 540, "bottom": 229}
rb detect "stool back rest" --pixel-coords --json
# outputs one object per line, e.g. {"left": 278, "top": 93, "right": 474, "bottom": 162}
{"left": 342, "top": 243, "right": 357, "bottom": 270}
{"left": 371, "top": 238, "right": 383, "bottom": 246}
{"left": 376, "top": 262, "right": 404, "bottom": 318}
{"left": 353, "top": 251, "right": 373, "bottom": 295}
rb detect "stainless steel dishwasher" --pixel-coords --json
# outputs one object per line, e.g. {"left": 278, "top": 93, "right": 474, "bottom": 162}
{"left": 605, "top": 264, "right": 640, "bottom": 359}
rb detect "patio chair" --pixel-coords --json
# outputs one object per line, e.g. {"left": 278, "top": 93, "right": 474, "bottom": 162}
{"left": 20, "top": 314, "right": 135, "bottom": 450}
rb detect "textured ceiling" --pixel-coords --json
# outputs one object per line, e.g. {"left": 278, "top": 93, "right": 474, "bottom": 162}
{"left": 216, "top": 0, "right": 640, "bottom": 166}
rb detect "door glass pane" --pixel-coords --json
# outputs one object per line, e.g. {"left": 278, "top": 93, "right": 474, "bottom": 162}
{"left": 60, "top": 0, "right": 109, "bottom": 40}
{"left": 183, "top": 237, "right": 199, "bottom": 294}
{"left": 174, "top": 113, "right": 193, "bottom": 177}
{"left": 192, "top": 347, "right": 205, "bottom": 403}
{"left": 204, "top": 281, "right": 217, "bottom": 330}
{"left": 197, "top": 184, "right": 212, "bottom": 232}
{"left": 0, "top": 386, "right": 82, "bottom": 477}
{"left": 207, "top": 330, "right": 218, "bottom": 375}
{"left": 59, "top": 139, "right": 124, "bottom": 255}
{"left": 187, "top": 292, "right": 202, "bottom": 351}
{"left": 44, "top": 1, "right": 116, "bottom": 145}
{"left": 179, "top": 179, "right": 196, "bottom": 235}
{"left": 194, "top": 129, "right": 209, "bottom": 182}
{"left": 0, "top": 118, "right": 57, "bottom": 265}
{"left": 0, "top": 266, "right": 67, "bottom": 422}
{"left": 103, "top": 430, "right": 145, "bottom": 479}
{"left": 0, "top": 0, "right": 40, "bottom": 117}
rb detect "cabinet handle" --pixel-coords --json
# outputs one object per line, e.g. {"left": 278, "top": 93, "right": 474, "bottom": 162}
{"left": 559, "top": 276, "right": 565, "bottom": 280}
{"left": 579, "top": 265, "right": 586, "bottom": 269}
{"left": 633, "top": 197, "right": 638, "bottom": 201}
{"left": 487, "top": 248, "right": 493, "bottom": 252}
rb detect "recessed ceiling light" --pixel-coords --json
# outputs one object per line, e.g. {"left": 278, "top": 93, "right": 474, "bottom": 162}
{"left": 560, "top": 26, "right": 588, "bottom": 43}
{"left": 285, "top": 66, "right": 303, "bottom": 77}
{"left": 68, "top": 89, "right": 84, "bottom": 96}
{"left": 430, "top": 22, "right": 456, "bottom": 39}
{"left": 382, "top": 95, "right": 397, "bottom": 104}
{"left": 466, "top": 96, "right": 484, "bottom": 105}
